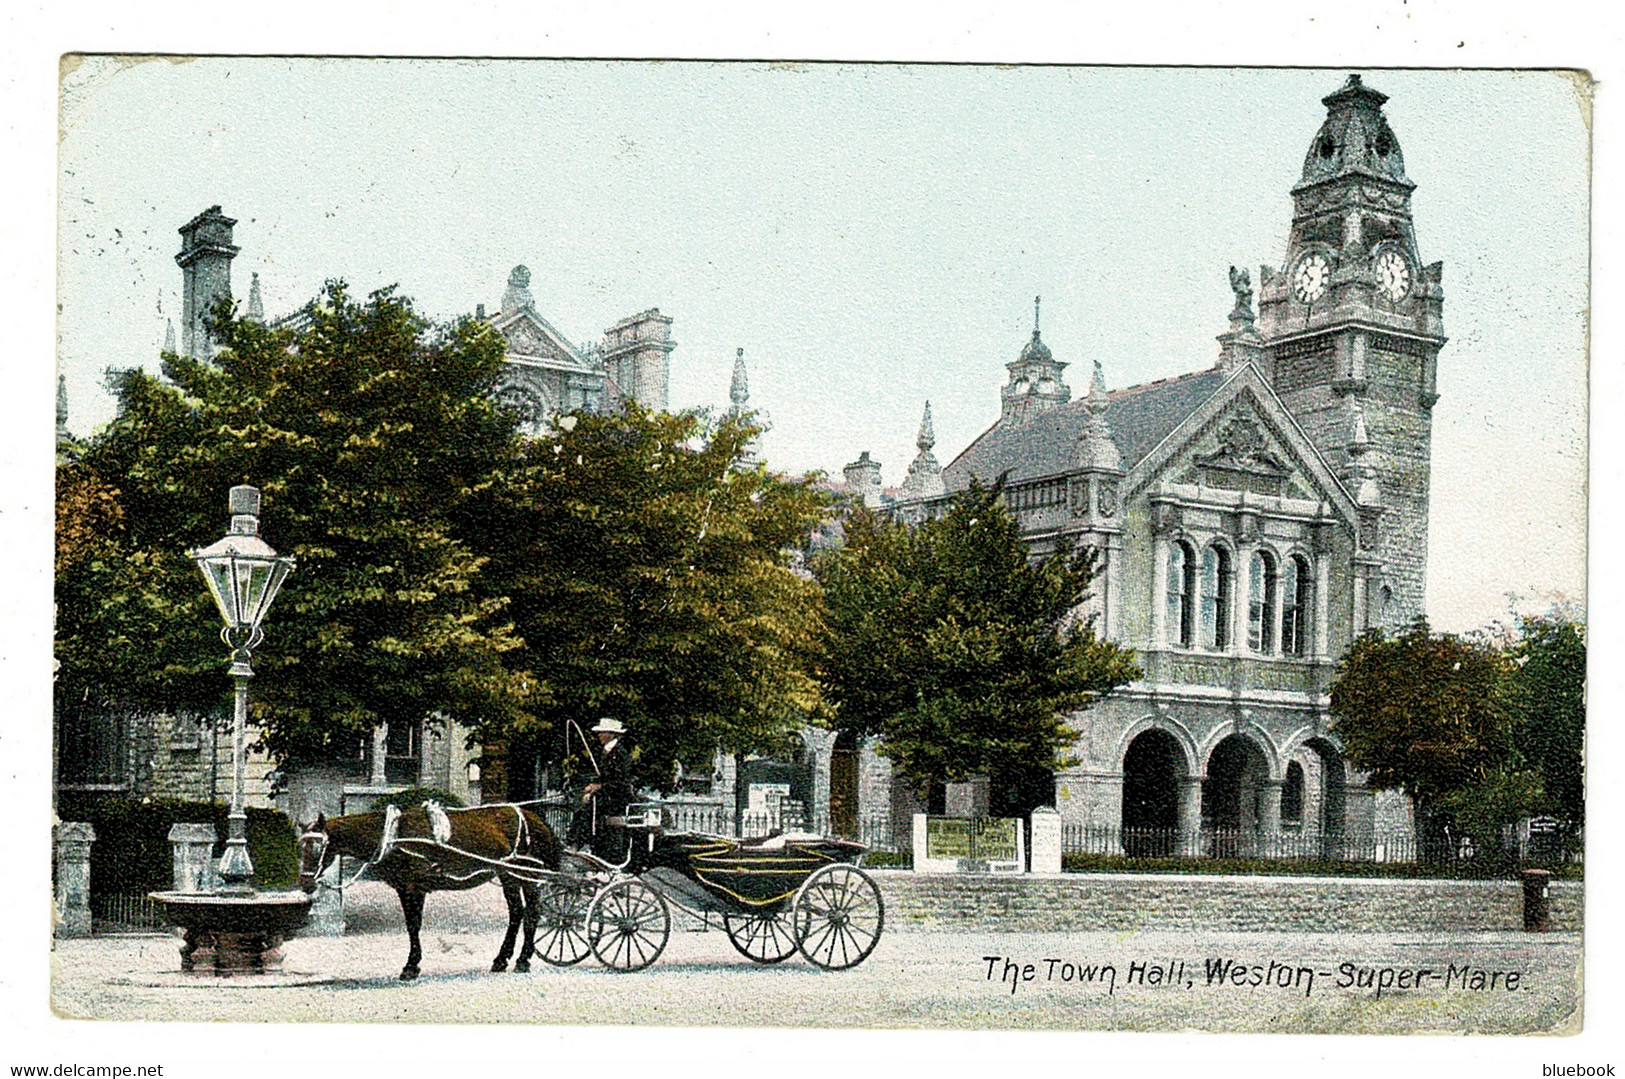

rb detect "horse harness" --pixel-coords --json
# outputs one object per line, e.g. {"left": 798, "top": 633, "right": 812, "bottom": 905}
{"left": 305, "top": 802, "right": 548, "bottom": 891}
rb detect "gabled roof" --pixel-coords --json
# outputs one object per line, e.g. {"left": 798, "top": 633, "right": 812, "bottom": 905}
{"left": 944, "top": 367, "right": 1227, "bottom": 490}
{"left": 491, "top": 306, "right": 596, "bottom": 372}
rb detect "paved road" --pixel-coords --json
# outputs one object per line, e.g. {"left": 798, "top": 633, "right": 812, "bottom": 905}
{"left": 50, "top": 882, "right": 1581, "bottom": 1034}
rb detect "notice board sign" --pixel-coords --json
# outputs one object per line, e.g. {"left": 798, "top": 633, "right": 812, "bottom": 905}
{"left": 915, "top": 814, "right": 1026, "bottom": 873}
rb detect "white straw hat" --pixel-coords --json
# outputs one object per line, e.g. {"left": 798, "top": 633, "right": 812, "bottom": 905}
{"left": 592, "top": 717, "right": 626, "bottom": 735}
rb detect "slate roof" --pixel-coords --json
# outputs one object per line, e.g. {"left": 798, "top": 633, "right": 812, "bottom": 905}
{"left": 943, "top": 366, "right": 1229, "bottom": 490}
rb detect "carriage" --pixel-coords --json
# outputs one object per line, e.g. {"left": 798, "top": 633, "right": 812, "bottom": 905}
{"left": 531, "top": 803, "right": 885, "bottom": 972}
{"left": 300, "top": 798, "right": 884, "bottom": 978}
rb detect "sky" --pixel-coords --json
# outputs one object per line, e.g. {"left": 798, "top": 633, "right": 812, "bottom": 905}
{"left": 56, "top": 61, "right": 1588, "bottom": 633}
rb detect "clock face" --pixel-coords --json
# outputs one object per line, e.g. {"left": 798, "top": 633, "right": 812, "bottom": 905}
{"left": 1291, "top": 252, "right": 1331, "bottom": 304}
{"left": 1376, "top": 248, "right": 1412, "bottom": 302}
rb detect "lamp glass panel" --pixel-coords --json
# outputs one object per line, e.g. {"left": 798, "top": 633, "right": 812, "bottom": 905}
{"left": 257, "top": 558, "right": 293, "bottom": 622}
{"left": 201, "top": 558, "right": 239, "bottom": 626}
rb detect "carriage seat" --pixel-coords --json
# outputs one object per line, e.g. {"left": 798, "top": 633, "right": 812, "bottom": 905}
{"left": 735, "top": 831, "right": 825, "bottom": 851}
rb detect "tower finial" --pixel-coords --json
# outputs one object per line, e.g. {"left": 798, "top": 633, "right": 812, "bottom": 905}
{"left": 245, "top": 272, "right": 265, "bottom": 322}
{"left": 916, "top": 400, "right": 935, "bottom": 453}
{"left": 730, "top": 347, "right": 750, "bottom": 409}
{"left": 1034, "top": 294, "right": 1041, "bottom": 335}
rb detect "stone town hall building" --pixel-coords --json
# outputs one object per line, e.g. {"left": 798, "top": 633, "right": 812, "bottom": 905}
{"left": 852, "top": 75, "right": 1441, "bottom": 853}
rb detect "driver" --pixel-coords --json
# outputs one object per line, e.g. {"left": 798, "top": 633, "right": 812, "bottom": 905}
{"left": 581, "top": 717, "right": 635, "bottom": 860}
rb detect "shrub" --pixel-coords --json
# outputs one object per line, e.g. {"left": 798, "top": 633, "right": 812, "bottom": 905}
{"left": 56, "top": 793, "right": 299, "bottom": 894}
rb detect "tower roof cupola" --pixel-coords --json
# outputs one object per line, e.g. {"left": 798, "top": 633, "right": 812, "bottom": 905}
{"left": 1296, "top": 74, "right": 1412, "bottom": 191}
{"left": 1001, "top": 295, "right": 1071, "bottom": 423}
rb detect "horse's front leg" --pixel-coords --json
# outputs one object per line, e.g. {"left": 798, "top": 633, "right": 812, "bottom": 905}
{"left": 514, "top": 882, "right": 540, "bottom": 973}
{"left": 492, "top": 880, "right": 523, "bottom": 973}
{"left": 399, "top": 890, "right": 425, "bottom": 981}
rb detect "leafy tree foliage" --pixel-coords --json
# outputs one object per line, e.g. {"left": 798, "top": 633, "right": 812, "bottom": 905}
{"left": 57, "top": 285, "right": 530, "bottom": 762}
{"left": 1506, "top": 614, "right": 1586, "bottom": 832}
{"left": 463, "top": 406, "right": 832, "bottom": 790}
{"left": 813, "top": 480, "right": 1140, "bottom": 813}
{"left": 1330, "top": 618, "right": 1517, "bottom": 830}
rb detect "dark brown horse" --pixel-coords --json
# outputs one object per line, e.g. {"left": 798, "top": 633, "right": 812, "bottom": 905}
{"left": 298, "top": 801, "right": 561, "bottom": 980}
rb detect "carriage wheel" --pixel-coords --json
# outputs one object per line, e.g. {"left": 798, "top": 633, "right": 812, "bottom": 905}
{"left": 535, "top": 878, "right": 593, "bottom": 967}
{"left": 586, "top": 880, "right": 670, "bottom": 973}
{"left": 792, "top": 864, "right": 884, "bottom": 971}
{"left": 722, "top": 908, "right": 802, "bottom": 964}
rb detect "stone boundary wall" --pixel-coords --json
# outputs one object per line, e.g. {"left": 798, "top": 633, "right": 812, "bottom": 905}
{"left": 871, "top": 871, "right": 1582, "bottom": 934}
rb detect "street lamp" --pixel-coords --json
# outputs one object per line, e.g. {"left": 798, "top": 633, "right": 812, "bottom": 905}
{"left": 189, "top": 485, "right": 295, "bottom": 893}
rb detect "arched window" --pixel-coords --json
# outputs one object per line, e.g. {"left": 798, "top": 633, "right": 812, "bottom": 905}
{"left": 1282, "top": 761, "right": 1305, "bottom": 828}
{"left": 1166, "top": 540, "right": 1196, "bottom": 647}
{"left": 1248, "top": 551, "right": 1278, "bottom": 654}
{"left": 1282, "top": 555, "right": 1311, "bottom": 655}
{"left": 1201, "top": 544, "right": 1233, "bottom": 651}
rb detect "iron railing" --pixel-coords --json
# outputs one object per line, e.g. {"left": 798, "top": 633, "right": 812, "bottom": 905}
{"left": 91, "top": 892, "right": 166, "bottom": 932}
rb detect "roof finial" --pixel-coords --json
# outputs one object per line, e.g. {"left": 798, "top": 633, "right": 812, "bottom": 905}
{"left": 1034, "top": 294, "right": 1041, "bottom": 336}
{"left": 245, "top": 272, "right": 265, "bottom": 322}
{"left": 730, "top": 347, "right": 750, "bottom": 409}
{"left": 916, "top": 400, "right": 935, "bottom": 453}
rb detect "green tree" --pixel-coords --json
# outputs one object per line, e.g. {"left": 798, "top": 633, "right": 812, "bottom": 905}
{"left": 56, "top": 284, "right": 531, "bottom": 762}
{"left": 813, "top": 480, "right": 1140, "bottom": 816}
{"left": 1507, "top": 613, "right": 1586, "bottom": 836}
{"left": 1330, "top": 618, "right": 1517, "bottom": 840}
{"left": 463, "top": 405, "right": 833, "bottom": 790}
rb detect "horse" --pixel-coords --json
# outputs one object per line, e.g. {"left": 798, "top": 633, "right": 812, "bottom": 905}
{"left": 298, "top": 801, "right": 562, "bottom": 980}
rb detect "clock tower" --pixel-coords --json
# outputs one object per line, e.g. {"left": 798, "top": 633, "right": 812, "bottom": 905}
{"left": 1257, "top": 75, "right": 1446, "bottom": 629}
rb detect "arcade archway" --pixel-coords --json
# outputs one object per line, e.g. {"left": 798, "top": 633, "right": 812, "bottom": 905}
{"left": 1202, "top": 734, "right": 1271, "bottom": 858}
{"left": 1121, "top": 728, "right": 1186, "bottom": 855}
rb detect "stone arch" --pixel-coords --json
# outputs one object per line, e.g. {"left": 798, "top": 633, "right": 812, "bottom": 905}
{"left": 1120, "top": 727, "right": 1189, "bottom": 855}
{"left": 1281, "top": 728, "right": 1349, "bottom": 858}
{"left": 1201, "top": 732, "right": 1274, "bottom": 857}
{"left": 1115, "top": 713, "right": 1199, "bottom": 778}
{"left": 1195, "top": 721, "right": 1281, "bottom": 782}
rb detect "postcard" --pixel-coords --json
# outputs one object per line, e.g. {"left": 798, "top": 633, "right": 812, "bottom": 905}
{"left": 39, "top": 53, "right": 1597, "bottom": 1069}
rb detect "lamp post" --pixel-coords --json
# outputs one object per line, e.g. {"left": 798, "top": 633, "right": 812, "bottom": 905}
{"left": 188, "top": 485, "right": 295, "bottom": 894}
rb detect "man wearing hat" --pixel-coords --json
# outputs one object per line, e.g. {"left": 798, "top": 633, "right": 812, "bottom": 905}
{"left": 581, "top": 717, "right": 635, "bottom": 860}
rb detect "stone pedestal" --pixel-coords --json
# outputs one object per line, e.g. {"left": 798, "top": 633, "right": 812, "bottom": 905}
{"left": 53, "top": 821, "right": 95, "bottom": 938}
{"left": 304, "top": 881, "right": 345, "bottom": 936}
{"left": 1029, "top": 807, "right": 1062, "bottom": 874}
{"left": 168, "top": 822, "right": 218, "bottom": 893}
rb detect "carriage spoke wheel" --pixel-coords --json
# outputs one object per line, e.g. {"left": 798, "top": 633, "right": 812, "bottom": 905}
{"left": 586, "top": 880, "right": 670, "bottom": 973}
{"left": 723, "top": 907, "right": 802, "bottom": 964}
{"left": 792, "top": 864, "right": 883, "bottom": 971}
{"left": 535, "top": 878, "right": 593, "bottom": 966}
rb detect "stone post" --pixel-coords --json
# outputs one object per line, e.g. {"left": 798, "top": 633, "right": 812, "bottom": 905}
{"left": 1029, "top": 807, "right": 1062, "bottom": 874}
{"left": 53, "top": 821, "right": 95, "bottom": 938}
{"left": 168, "top": 822, "right": 218, "bottom": 893}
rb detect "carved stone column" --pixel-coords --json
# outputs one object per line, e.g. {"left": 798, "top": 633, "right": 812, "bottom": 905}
{"left": 370, "top": 725, "right": 388, "bottom": 787}
{"left": 1177, "top": 777, "right": 1204, "bottom": 858}
{"left": 800, "top": 726, "right": 838, "bottom": 834}
{"left": 1258, "top": 779, "right": 1284, "bottom": 859}
{"left": 1151, "top": 533, "right": 1170, "bottom": 648}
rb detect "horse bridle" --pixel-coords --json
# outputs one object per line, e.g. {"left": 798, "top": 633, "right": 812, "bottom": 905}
{"left": 300, "top": 805, "right": 402, "bottom": 892}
